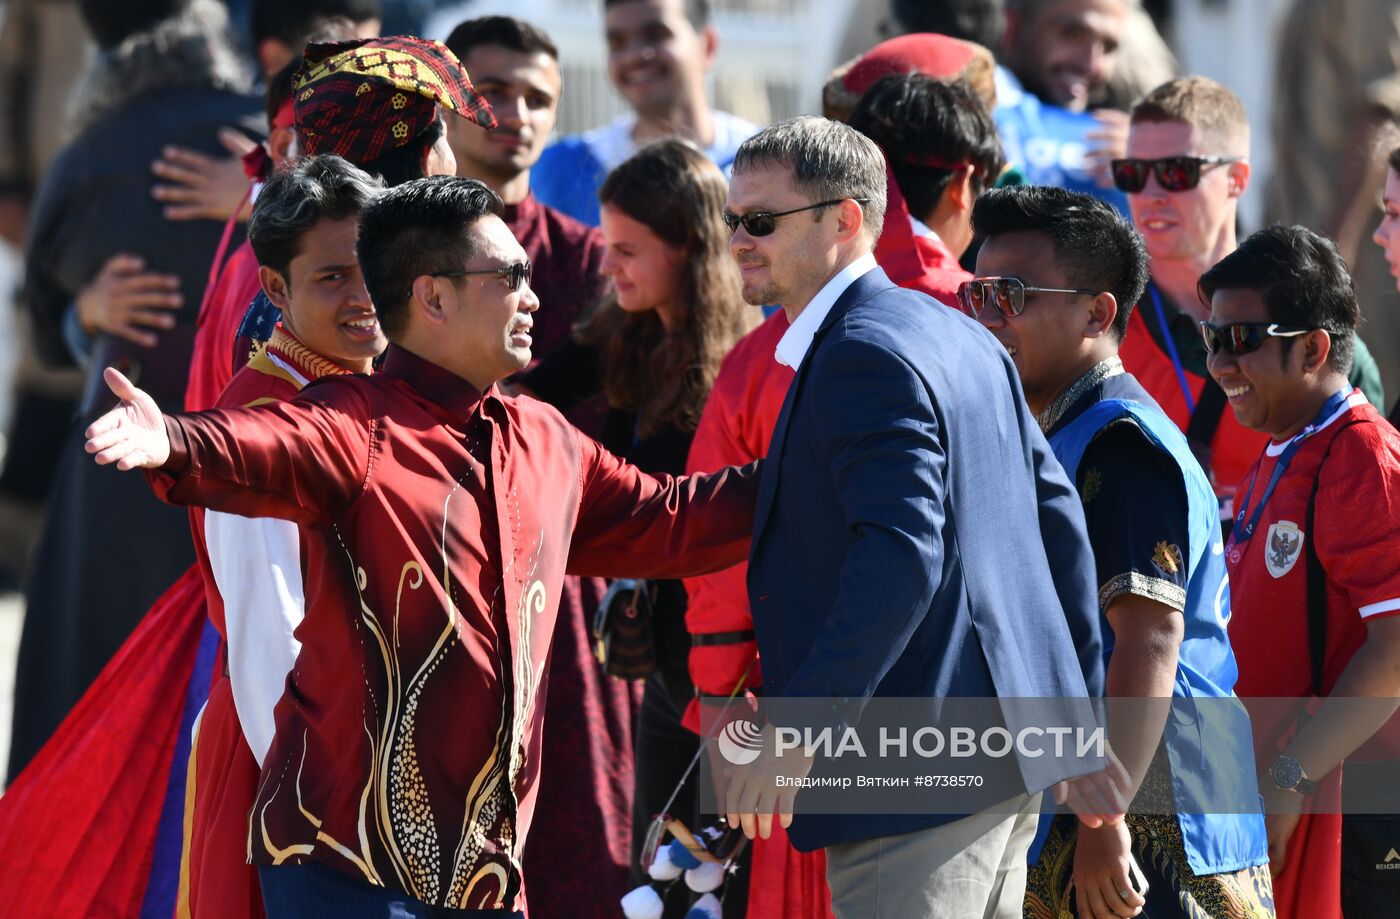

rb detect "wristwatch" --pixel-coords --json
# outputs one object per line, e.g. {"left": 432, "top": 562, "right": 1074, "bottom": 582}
{"left": 1270, "top": 753, "right": 1318, "bottom": 795}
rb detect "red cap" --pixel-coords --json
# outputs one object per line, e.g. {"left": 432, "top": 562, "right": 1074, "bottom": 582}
{"left": 842, "top": 34, "right": 980, "bottom": 98}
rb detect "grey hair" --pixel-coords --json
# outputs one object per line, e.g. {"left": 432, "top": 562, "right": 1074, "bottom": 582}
{"left": 733, "top": 116, "right": 888, "bottom": 244}
{"left": 67, "top": 0, "right": 252, "bottom": 138}
{"left": 248, "top": 155, "right": 385, "bottom": 279}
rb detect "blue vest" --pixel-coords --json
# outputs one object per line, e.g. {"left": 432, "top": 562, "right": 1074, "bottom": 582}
{"left": 1051, "top": 398, "right": 1268, "bottom": 876}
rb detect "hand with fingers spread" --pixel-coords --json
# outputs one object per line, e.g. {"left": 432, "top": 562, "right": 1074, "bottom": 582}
{"left": 151, "top": 128, "right": 259, "bottom": 222}
{"left": 1052, "top": 742, "right": 1132, "bottom": 829}
{"left": 1073, "top": 821, "right": 1145, "bottom": 918}
{"left": 76, "top": 253, "right": 183, "bottom": 348}
{"left": 84, "top": 367, "right": 171, "bottom": 470}
{"left": 1085, "top": 108, "right": 1131, "bottom": 190}
{"left": 723, "top": 723, "right": 813, "bottom": 840}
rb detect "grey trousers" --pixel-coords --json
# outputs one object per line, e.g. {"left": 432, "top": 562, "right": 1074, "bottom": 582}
{"left": 824, "top": 793, "right": 1042, "bottom": 919}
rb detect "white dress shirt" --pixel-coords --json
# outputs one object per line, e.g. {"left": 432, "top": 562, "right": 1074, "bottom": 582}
{"left": 774, "top": 253, "right": 879, "bottom": 369}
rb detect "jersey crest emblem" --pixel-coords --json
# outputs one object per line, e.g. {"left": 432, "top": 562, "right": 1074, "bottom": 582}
{"left": 1265, "top": 521, "right": 1305, "bottom": 578}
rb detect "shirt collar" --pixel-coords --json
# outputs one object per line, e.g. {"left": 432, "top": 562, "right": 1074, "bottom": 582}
{"left": 1264, "top": 388, "right": 1367, "bottom": 456}
{"left": 774, "top": 253, "right": 879, "bottom": 369}
{"left": 380, "top": 344, "right": 487, "bottom": 421}
{"left": 266, "top": 323, "right": 355, "bottom": 384}
{"left": 1037, "top": 356, "right": 1124, "bottom": 433}
{"left": 500, "top": 192, "right": 540, "bottom": 230}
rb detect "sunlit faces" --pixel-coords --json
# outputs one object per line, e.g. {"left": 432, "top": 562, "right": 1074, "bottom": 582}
{"left": 1125, "top": 119, "right": 1246, "bottom": 263}
{"left": 1372, "top": 167, "right": 1400, "bottom": 289}
{"left": 599, "top": 204, "right": 685, "bottom": 327}
{"left": 449, "top": 45, "right": 560, "bottom": 182}
{"left": 971, "top": 230, "right": 1108, "bottom": 412}
{"left": 605, "top": 0, "right": 715, "bottom": 118}
{"left": 1205, "top": 286, "right": 1323, "bottom": 439}
{"left": 725, "top": 163, "right": 856, "bottom": 313}
{"left": 261, "top": 216, "right": 385, "bottom": 373}
{"left": 1008, "top": 0, "right": 1126, "bottom": 112}
{"left": 438, "top": 215, "right": 541, "bottom": 387}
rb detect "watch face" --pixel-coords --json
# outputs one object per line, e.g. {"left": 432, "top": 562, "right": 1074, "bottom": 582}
{"left": 1272, "top": 756, "right": 1303, "bottom": 789}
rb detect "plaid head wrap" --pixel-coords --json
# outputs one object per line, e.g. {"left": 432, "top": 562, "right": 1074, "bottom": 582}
{"left": 293, "top": 36, "right": 497, "bottom": 162}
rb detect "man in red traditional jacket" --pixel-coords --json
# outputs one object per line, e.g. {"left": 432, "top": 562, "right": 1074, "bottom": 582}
{"left": 186, "top": 34, "right": 495, "bottom": 412}
{"left": 179, "top": 154, "right": 387, "bottom": 919}
{"left": 86, "top": 176, "right": 759, "bottom": 916}
{"left": 442, "top": 18, "right": 633, "bottom": 917}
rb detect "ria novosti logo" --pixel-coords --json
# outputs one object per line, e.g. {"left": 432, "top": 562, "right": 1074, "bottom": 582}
{"left": 717, "top": 719, "right": 764, "bottom": 765}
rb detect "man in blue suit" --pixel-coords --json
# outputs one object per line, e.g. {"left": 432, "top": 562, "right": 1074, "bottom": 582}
{"left": 718, "top": 116, "right": 1122, "bottom": 917}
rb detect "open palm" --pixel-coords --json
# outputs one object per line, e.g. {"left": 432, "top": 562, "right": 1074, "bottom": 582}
{"left": 84, "top": 367, "right": 171, "bottom": 470}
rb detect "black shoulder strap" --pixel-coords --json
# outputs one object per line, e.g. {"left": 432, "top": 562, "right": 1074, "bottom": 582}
{"left": 1185, "top": 378, "right": 1228, "bottom": 466}
{"left": 1304, "top": 418, "right": 1371, "bottom": 695}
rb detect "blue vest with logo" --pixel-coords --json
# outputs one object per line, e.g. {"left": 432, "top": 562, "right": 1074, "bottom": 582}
{"left": 1051, "top": 398, "right": 1268, "bottom": 875}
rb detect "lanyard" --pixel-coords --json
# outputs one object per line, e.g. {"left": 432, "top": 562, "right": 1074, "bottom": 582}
{"left": 1149, "top": 284, "right": 1196, "bottom": 414}
{"left": 1231, "top": 390, "right": 1352, "bottom": 544}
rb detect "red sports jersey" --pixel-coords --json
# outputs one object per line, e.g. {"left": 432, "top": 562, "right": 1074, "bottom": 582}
{"left": 1228, "top": 392, "right": 1400, "bottom": 702}
{"left": 1226, "top": 390, "right": 1400, "bottom": 919}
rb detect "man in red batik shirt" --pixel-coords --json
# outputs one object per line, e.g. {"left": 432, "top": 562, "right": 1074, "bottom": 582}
{"left": 86, "top": 176, "right": 759, "bottom": 917}
{"left": 1202, "top": 225, "right": 1400, "bottom": 919}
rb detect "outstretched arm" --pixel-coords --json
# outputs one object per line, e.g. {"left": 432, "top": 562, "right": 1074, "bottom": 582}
{"left": 85, "top": 366, "right": 370, "bottom": 525}
{"left": 567, "top": 430, "right": 760, "bottom": 579}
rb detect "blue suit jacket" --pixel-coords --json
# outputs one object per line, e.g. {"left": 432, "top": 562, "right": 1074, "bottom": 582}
{"left": 746, "top": 268, "right": 1104, "bottom": 850}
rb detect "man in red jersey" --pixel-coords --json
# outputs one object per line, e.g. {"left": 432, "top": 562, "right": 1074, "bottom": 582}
{"left": 1203, "top": 224, "right": 1400, "bottom": 919}
{"left": 1116, "top": 77, "right": 1382, "bottom": 523}
{"left": 86, "top": 176, "right": 758, "bottom": 916}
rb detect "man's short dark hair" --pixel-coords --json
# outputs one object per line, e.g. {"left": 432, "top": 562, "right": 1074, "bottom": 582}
{"left": 1198, "top": 225, "right": 1359, "bottom": 374}
{"left": 971, "top": 186, "right": 1149, "bottom": 341}
{"left": 249, "top": 154, "right": 384, "bottom": 280}
{"left": 848, "top": 73, "right": 1003, "bottom": 223}
{"left": 733, "top": 116, "right": 888, "bottom": 244}
{"left": 603, "top": 0, "right": 709, "bottom": 30}
{"left": 356, "top": 176, "right": 505, "bottom": 338}
{"left": 251, "top": 0, "right": 381, "bottom": 47}
{"left": 891, "top": 0, "right": 1004, "bottom": 52}
{"left": 444, "top": 15, "right": 558, "bottom": 63}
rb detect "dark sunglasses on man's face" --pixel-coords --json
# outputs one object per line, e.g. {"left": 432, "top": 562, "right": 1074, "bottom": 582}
{"left": 957, "top": 276, "right": 1101, "bottom": 320}
{"left": 1110, "top": 156, "right": 1241, "bottom": 193}
{"left": 722, "top": 198, "right": 867, "bottom": 237}
{"left": 428, "top": 260, "right": 533, "bottom": 292}
{"left": 1198, "top": 321, "right": 1311, "bottom": 357}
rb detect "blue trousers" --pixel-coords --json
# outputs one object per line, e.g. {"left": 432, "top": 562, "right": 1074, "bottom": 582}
{"left": 258, "top": 863, "right": 524, "bottom": 919}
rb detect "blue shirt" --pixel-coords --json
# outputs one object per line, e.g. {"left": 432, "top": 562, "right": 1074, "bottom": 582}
{"left": 530, "top": 110, "right": 760, "bottom": 226}
{"left": 993, "top": 67, "right": 1130, "bottom": 216}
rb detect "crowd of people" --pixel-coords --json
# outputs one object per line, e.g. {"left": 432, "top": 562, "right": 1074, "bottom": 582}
{"left": 0, "top": 1, "right": 1399, "bottom": 918}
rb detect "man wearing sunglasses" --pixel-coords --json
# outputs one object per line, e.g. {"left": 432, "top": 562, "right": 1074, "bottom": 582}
{"left": 966, "top": 185, "right": 1272, "bottom": 919}
{"left": 721, "top": 117, "right": 1116, "bottom": 919}
{"left": 1114, "top": 77, "right": 1383, "bottom": 527}
{"left": 1202, "top": 225, "right": 1400, "bottom": 919}
{"left": 78, "top": 176, "right": 763, "bottom": 916}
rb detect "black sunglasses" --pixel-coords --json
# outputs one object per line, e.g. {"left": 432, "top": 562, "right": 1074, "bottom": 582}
{"left": 428, "top": 260, "right": 533, "bottom": 292}
{"left": 957, "top": 276, "right": 1101, "bottom": 320}
{"left": 1199, "top": 321, "right": 1312, "bottom": 357}
{"left": 1110, "top": 156, "right": 1241, "bottom": 193}
{"left": 722, "top": 198, "right": 867, "bottom": 237}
